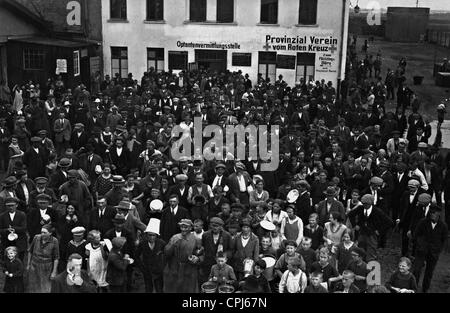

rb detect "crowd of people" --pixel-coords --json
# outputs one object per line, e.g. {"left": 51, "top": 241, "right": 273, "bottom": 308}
{"left": 0, "top": 36, "right": 449, "bottom": 293}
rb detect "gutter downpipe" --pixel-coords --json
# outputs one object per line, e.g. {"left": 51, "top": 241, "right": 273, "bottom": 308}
{"left": 337, "top": 0, "right": 349, "bottom": 100}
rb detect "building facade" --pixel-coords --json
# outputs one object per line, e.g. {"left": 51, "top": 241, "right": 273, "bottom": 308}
{"left": 101, "top": 0, "right": 349, "bottom": 86}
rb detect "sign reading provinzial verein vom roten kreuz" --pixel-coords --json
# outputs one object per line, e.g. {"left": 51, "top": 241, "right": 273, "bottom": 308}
{"left": 264, "top": 35, "right": 339, "bottom": 53}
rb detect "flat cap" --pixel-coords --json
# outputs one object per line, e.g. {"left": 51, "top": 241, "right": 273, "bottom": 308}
{"left": 408, "top": 179, "right": 420, "bottom": 187}
{"left": 418, "top": 193, "right": 432, "bottom": 204}
{"left": 209, "top": 217, "right": 224, "bottom": 226}
{"left": 36, "top": 193, "right": 52, "bottom": 202}
{"left": 4, "top": 176, "right": 19, "bottom": 186}
{"left": 178, "top": 219, "right": 193, "bottom": 227}
{"left": 370, "top": 176, "right": 383, "bottom": 186}
{"left": 67, "top": 169, "right": 78, "bottom": 178}
{"left": 112, "top": 236, "right": 127, "bottom": 249}
{"left": 4, "top": 197, "right": 19, "bottom": 205}
{"left": 31, "top": 136, "right": 41, "bottom": 142}
{"left": 235, "top": 162, "right": 246, "bottom": 170}
{"left": 175, "top": 174, "right": 188, "bottom": 181}
{"left": 71, "top": 226, "right": 86, "bottom": 235}
{"left": 34, "top": 177, "right": 49, "bottom": 184}
{"left": 361, "top": 194, "right": 375, "bottom": 204}
{"left": 418, "top": 142, "right": 428, "bottom": 149}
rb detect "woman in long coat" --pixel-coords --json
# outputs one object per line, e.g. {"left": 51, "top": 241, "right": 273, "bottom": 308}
{"left": 27, "top": 224, "right": 60, "bottom": 293}
{"left": 163, "top": 219, "right": 200, "bottom": 293}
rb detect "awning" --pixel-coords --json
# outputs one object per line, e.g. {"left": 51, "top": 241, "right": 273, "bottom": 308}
{"left": 9, "top": 36, "right": 98, "bottom": 48}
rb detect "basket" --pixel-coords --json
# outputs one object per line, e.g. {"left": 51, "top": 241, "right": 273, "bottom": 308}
{"left": 218, "top": 284, "right": 235, "bottom": 293}
{"left": 201, "top": 282, "right": 218, "bottom": 293}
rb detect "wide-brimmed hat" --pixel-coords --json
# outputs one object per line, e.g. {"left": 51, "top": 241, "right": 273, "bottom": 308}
{"left": 260, "top": 220, "right": 276, "bottom": 231}
{"left": 324, "top": 186, "right": 336, "bottom": 196}
{"left": 4, "top": 176, "right": 18, "bottom": 187}
{"left": 286, "top": 189, "right": 299, "bottom": 203}
{"left": 149, "top": 199, "right": 163, "bottom": 211}
{"left": 144, "top": 218, "right": 160, "bottom": 235}
{"left": 116, "top": 200, "right": 132, "bottom": 210}
{"left": 58, "top": 158, "right": 72, "bottom": 168}
{"left": 111, "top": 175, "right": 125, "bottom": 184}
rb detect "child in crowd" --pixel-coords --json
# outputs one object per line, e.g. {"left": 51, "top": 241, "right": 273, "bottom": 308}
{"left": 227, "top": 221, "right": 240, "bottom": 240}
{"left": 218, "top": 202, "right": 232, "bottom": 227}
{"left": 345, "top": 247, "right": 370, "bottom": 292}
{"left": 259, "top": 236, "right": 277, "bottom": 259}
{"left": 303, "top": 213, "right": 324, "bottom": 250}
{"left": 269, "top": 227, "right": 284, "bottom": 255}
{"left": 304, "top": 271, "right": 328, "bottom": 293}
{"left": 278, "top": 257, "right": 307, "bottom": 293}
{"left": 209, "top": 252, "right": 236, "bottom": 287}
{"left": 101, "top": 125, "right": 113, "bottom": 150}
{"left": 193, "top": 219, "right": 205, "bottom": 241}
{"left": 385, "top": 257, "right": 417, "bottom": 293}
{"left": 253, "top": 259, "right": 272, "bottom": 293}
{"left": 310, "top": 247, "right": 340, "bottom": 291}
{"left": 335, "top": 229, "right": 357, "bottom": 273}
{"left": 3, "top": 246, "right": 24, "bottom": 293}
{"left": 274, "top": 240, "right": 306, "bottom": 281}
{"left": 85, "top": 230, "right": 109, "bottom": 292}
{"left": 297, "top": 237, "right": 316, "bottom": 275}
{"left": 333, "top": 270, "right": 360, "bottom": 293}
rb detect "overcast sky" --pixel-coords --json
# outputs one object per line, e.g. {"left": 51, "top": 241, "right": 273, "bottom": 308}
{"left": 356, "top": 0, "right": 450, "bottom": 11}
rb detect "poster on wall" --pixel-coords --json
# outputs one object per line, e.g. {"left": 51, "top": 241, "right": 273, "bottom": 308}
{"left": 89, "top": 56, "right": 101, "bottom": 75}
{"left": 56, "top": 59, "right": 68, "bottom": 74}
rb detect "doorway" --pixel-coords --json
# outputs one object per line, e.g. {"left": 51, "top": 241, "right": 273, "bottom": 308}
{"left": 195, "top": 49, "right": 227, "bottom": 72}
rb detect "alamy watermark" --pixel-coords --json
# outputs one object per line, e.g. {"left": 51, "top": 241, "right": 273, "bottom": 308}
{"left": 171, "top": 117, "right": 280, "bottom": 171}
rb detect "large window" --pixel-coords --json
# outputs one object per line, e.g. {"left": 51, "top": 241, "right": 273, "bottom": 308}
{"left": 299, "top": 0, "right": 318, "bottom": 25}
{"left": 232, "top": 53, "right": 252, "bottom": 67}
{"left": 296, "top": 53, "right": 315, "bottom": 83}
{"left": 23, "top": 48, "right": 45, "bottom": 70}
{"left": 260, "top": 0, "right": 278, "bottom": 24}
{"left": 190, "top": 0, "right": 206, "bottom": 22}
{"left": 258, "top": 52, "right": 276, "bottom": 83}
{"left": 110, "top": 0, "right": 127, "bottom": 19}
{"left": 217, "top": 0, "right": 234, "bottom": 23}
{"left": 73, "top": 50, "right": 80, "bottom": 76}
{"left": 147, "top": 0, "right": 164, "bottom": 21}
{"left": 111, "top": 47, "right": 128, "bottom": 79}
{"left": 147, "top": 48, "right": 164, "bottom": 72}
{"left": 169, "top": 51, "right": 188, "bottom": 71}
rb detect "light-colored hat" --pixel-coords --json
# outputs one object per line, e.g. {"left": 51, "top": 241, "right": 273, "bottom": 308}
{"left": 64, "top": 101, "right": 71, "bottom": 106}
{"left": 149, "top": 199, "right": 163, "bottom": 212}
{"left": 260, "top": 220, "right": 276, "bottom": 231}
{"left": 370, "top": 176, "right": 383, "bottom": 186}
{"left": 286, "top": 189, "right": 299, "bottom": 203}
{"left": 176, "top": 174, "right": 188, "bottom": 181}
{"left": 94, "top": 98, "right": 101, "bottom": 103}
{"left": 408, "top": 179, "right": 420, "bottom": 187}
{"left": 418, "top": 142, "right": 428, "bottom": 149}
{"left": 361, "top": 194, "right": 374, "bottom": 204}
{"left": 94, "top": 165, "right": 102, "bottom": 174}
{"left": 71, "top": 226, "right": 86, "bottom": 235}
{"left": 235, "top": 162, "right": 246, "bottom": 170}
{"left": 144, "top": 218, "right": 160, "bottom": 235}
{"left": 178, "top": 219, "right": 193, "bottom": 227}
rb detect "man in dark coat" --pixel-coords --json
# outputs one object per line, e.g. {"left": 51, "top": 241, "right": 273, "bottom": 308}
{"left": 29, "top": 177, "right": 57, "bottom": 210}
{"left": 0, "top": 197, "right": 28, "bottom": 261}
{"left": 199, "top": 217, "right": 233, "bottom": 285}
{"left": 22, "top": 137, "right": 48, "bottom": 180}
{"left": 398, "top": 179, "right": 420, "bottom": 257}
{"left": 51, "top": 253, "right": 97, "bottom": 293}
{"left": 48, "top": 158, "right": 71, "bottom": 192}
{"left": 27, "top": 193, "right": 58, "bottom": 242}
{"left": 160, "top": 194, "right": 189, "bottom": 242}
{"left": 88, "top": 197, "right": 116, "bottom": 237}
{"left": 412, "top": 204, "right": 448, "bottom": 293}
{"left": 14, "top": 169, "right": 36, "bottom": 212}
{"left": 108, "top": 137, "right": 130, "bottom": 177}
{"left": 294, "top": 180, "right": 313, "bottom": 225}
{"left": 347, "top": 194, "right": 392, "bottom": 261}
